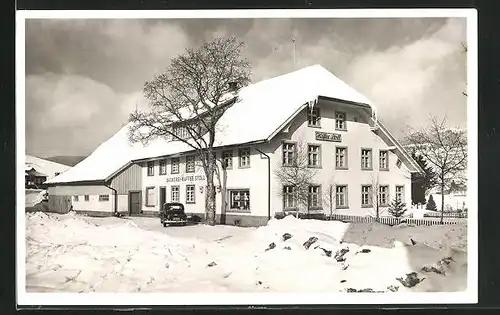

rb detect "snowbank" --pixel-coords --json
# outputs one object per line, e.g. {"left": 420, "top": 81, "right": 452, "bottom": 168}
{"left": 25, "top": 213, "right": 467, "bottom": 293}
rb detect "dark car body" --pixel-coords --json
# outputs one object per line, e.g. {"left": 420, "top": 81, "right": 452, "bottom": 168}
{"left": 160, "top": 202, "right": 188, "bottom": 226}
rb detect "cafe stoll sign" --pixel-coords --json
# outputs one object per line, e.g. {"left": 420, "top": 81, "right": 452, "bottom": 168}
{"left": 315, "top": 131, "right": 342, "bottom": 142}
{"left": 166, "top": 174, "right": 206, "bottom": 183}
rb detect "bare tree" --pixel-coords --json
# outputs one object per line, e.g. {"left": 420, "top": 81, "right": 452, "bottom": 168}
{"left": 405, "top": 116, "right": 468, "bottom": 224}
{"left": 322, "top": 176, "right": 336, "bottom": 220}
{"left": 369, "top": 173, "right": 383, "bottom": 222}
{"left": 274, "top": 141, "right": 318, "bottom": 218}
{"left": 128, "top": 37, "right": 251, "bottom": 226}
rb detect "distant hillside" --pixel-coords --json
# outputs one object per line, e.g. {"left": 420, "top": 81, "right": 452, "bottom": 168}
{"left": 45, "top": 156, "right": 87, "bottom": 167}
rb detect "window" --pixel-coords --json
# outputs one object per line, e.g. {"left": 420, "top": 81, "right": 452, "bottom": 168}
{"left": 99, "top": 194, "right": 109, "bottom": 202}
{"left": 84, "top": 195, "right": 89, "bottom": 202}
{"left": 308, "top": 144, "right": 321, "bottom": 168}
{"left": 171, "top": 157, "right": 180, "bottom": 174}
{"left": 222, "top": 150, "right": 233, "bottom": 169}
{"left": 307, "top": 107, "right": 320, "bottom": 127}
{"left": 336, "top": 185, "right": 348, "bottom": 208}
{"left": 239, "top": 148, "right": 251, "bottom": 168}
{"left": 74, "top": 195, "right": 79, "bottom": 202}
{"left": 379, "top": 186, "right": 389, "bottom": 206}
{"left": 335, "top": 111, "right": 346, "bottom": 130}
{"left": 282, "top": 142, "right": 296, "bottom": 166}
{"left": 186, "top": 185, "right": 195, "bottom": 204}
{"left": 229, "top": 189, "right": 250, "bottom": 211}
{"left": 308, "top": 185, "right": 321, "bottom": 209}
{"left": 361, "top": 149, "right": 372, "bottom": 170}
{"left": 173, "top": 126, "right": 189, "bottom": 139}
{"left": 283, "top": 186, "right": 297, "bottom": 209}
{"left": 171, "top": 186, "right": 180, "bottom": 202}
{"left": 146, "top": 187, "right": 156, "bottom": 206}
{"left": 147, "top": 161, "right": 154, "bottom": 176}
{"left": 395, "top": 185, "right": 405, "bottom": 202}
{"left": 159, "top": 160, "right": 167, "bottom": 175}
{"left": 335, "top": 147, "right": 348, "bottom": 169}
{"left": 361, "top": 185, "right": 372, "bottom": 207}
{"left": 379, "top": 150, "right": 389, "bottom": 170}
{"left": 186, "top": 156, "right": 195, "bottom": 173}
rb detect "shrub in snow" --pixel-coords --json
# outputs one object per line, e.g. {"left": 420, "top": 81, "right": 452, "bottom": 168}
{"left": 396, "top": 272, "right": 425, "bottom": 288}
{"left": 426, "top": 195, "right": 437, "bottom": 210}
{"left": 334, "top": 248, "right": 349, "bottom": 262}
{"left": 281, "top": 233, "right": 293, "bottom": 241}
{"left": 303, "top": 236, "right": 318, "bottom": 249}
{"left": 388, "top": 198, "right": 407, "bottom": 218}
{"left": 265, "top": 242, "right": 276, "bottom": 251}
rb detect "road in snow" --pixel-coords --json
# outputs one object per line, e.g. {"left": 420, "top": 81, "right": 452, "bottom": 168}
{"left": 25, "top": 212, "right": 467, "bottom": 293}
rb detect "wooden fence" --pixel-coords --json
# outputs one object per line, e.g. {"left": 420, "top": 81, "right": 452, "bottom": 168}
{"left": 423, "top": 211, "right": 468, "bottom": 218}
{"left": 326, "top": 213, "right": 466, "bottom": 226}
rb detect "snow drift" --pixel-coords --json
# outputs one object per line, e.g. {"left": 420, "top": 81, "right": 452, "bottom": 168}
{"left": 25, "top": 212, "right": 467, "bottom": 293}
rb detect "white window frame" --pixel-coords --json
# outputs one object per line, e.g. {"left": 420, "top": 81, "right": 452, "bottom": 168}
{"left": 283, "top": 185, "right": 297, "bottom": 210}
{"left": 335, "top": 111, "right": 347, "bottom": 130}
{"left": 228, "top": 189, "right": 250, "bottom": 211}
{"left": 335, "top": 146, "right": 348, "bottom": 169}
{"left": 282, "top": 142, "right": 296, "bottom": 166}
{"left": 99, "top": 194, "right": 110, "bottom": 202}
{"left": 361, "top": 148, "right": 373, "bottom": 170}
{"left": 308, "top": 185, "right": 321, "bottom": 210}
{"left": 185, "top": 156, "right": 195, "bottom": 173}
{"left": 238, "top": 148, "right": 251, "bottom": 168}
{"left": 186, "top": 185, "right": 195, "bottom": 204}
{"left": 307, "top": 106, "right": 321, "bottom": 127}
{"left": 171, "top": 185, "right": 180, "bottom": 202}
{"left": 222, "top": 150, "right": 233, "bottom": 169}
{"left": 395, "top": 185, "right": 405, "bottom": 202}
{"left": 84, "top": 195, "right": 89, "bottom": 202}
{"left": 159, "top": 159, "right": 167, "bottom": 175}
{"left": 379, "top": 185, "right": 389, "bottom": 206}
{"left": 379, "top": 150, "right": 389, "bottom": 170}
{"left": 171, "top": 157, "right": 180, "bottom": 174}
{"left": 147, "top": 161, "right": 154, "bottom": 176}
{"left": 308, "top": 144, "right": 321, "bottom": 168}
{"left": 361, "top": 185, "right": 372, "bottom": 207}
{"left": 74, "top": 195, "right": 79, "bottom": 202}
{"left": 336, "top": 185, "right": 348, "bottom": 208}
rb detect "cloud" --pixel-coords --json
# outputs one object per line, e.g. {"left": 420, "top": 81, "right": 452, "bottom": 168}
{"left": 25, "top": 73, "right": 142, "bottom": 156}
{"left": 24, "top": 17, "right": 467, "bottom": 156}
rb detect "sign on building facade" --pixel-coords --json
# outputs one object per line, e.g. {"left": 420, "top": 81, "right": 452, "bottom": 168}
{"left": 315, "top": 131, "right": 342, "bottom": 142}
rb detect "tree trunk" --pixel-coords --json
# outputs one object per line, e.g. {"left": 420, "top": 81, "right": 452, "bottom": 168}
{"left": 440, "top": 180, "right": 445, "bottom": 225}
{"left": 205, "top": 158, "right": 216, "bottom": 226}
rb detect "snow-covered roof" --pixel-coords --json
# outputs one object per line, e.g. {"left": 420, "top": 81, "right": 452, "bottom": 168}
{"left": 25, "top": 155, "right": 72, "bottom": 180}
{"left": 47, "top": 64, "right": 384, "bottom": 184}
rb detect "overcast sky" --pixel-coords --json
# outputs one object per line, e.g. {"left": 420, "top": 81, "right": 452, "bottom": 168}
{"left": 25, "top": 17, "right": 467, "bottom": 158}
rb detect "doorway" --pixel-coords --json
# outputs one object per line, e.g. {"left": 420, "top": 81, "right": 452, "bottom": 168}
{"left": 129, "top": 191, "right": 142, "bottom": 215}
{"left": 160, "top": 186, "right": 167, "bottom": 209}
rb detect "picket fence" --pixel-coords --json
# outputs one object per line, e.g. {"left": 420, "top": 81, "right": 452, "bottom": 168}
{"left": 423, "top": 212, "right": 468, "bottom": 218}
{"left": 326, "top": 213, "right": 466, "bottom": 226}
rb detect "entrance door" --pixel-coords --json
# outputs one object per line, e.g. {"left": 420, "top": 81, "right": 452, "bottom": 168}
{"left": 129, "top": 191, "right": 141, "bottom": 215}
{"left": 159, "top": 187, "right": 167, "bottom": 209}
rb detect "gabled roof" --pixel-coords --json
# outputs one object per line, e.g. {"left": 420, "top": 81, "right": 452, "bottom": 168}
{"left": 46, "top": 64, "right": 418, "bottom": 185}
{"left": 25, "top": 155, "right": 72, "bottom": 179}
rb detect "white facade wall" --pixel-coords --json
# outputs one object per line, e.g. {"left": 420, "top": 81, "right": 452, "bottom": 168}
{"left": 268, "top": 99, "right": 412, "bottom": 217}
{"left": 72, "top": 194, "right": 113, "bottom": 213}
{"left": 139, "top": 147, "right": 271, "bottom": 219}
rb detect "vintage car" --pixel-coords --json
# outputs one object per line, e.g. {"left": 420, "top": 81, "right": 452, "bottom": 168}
{"left": 160, "top": 202, "right": 188, "bottom": 227}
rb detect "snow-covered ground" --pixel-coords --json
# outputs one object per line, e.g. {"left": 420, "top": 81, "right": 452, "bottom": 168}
{"left": 25, "top": 212, "right": 467, "bottom": 293}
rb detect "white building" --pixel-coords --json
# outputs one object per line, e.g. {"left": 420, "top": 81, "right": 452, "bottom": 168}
{"left": 25, "top": 154, "right": 72, "bottom": 187}
{"left": 45, "top": 65, "right": 424, "bottom": 225}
